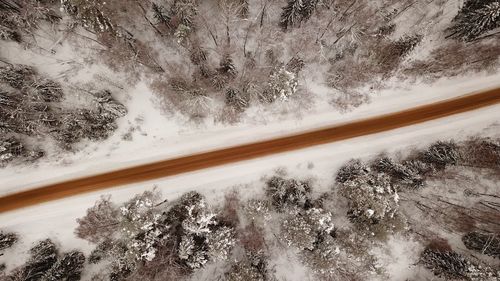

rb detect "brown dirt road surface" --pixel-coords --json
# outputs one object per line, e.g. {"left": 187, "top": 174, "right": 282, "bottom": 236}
{"left": 1, "top": 88, "right": 500, "bottom": 213}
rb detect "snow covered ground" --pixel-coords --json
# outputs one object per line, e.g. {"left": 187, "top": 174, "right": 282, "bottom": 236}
{"left": 1, "top": 100, "right": 499, "bottom": 280}
{"left": 1, "top": 70, "right": 500, "bottom": 196}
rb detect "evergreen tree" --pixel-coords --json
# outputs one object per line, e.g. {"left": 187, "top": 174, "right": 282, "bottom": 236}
{"left": 218, "top": 53, "right": 238, "bottom": 79}
{"left": 225, "top": 88, "right": 249, "bottom": 110}
{"left": 301, "top": 0, "right": 319, "bottom": 21}
{"left": 61, "top": 0, "right": 114, "bottom": 33}
{"left": 17, "top": 239, "right": 59, "bottom": 281}
{"left": 152, "top": 3, "right": 172, "bottom": 28}
{"left": 280, "top": 0, "right": 306, "bottom": 30}
{"left": 42, "top": 251, "right": 85, "bottom": 281}
{"left": 447, "top": 0, "right": 500, "bottom": 41}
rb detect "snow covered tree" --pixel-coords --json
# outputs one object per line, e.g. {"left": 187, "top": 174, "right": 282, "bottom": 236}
{"left": 152, "top": 3, "right": 172, "bottom": 30}
{"left": 12, "top": 239, "right": 59, "bottom": 281}
{"left": 218, "top": 53, "right": 238, "bottom": 79}
{"left": 153, "top": 191, "right": 236, "bottom": 270}
{"left": 280, "top": 0, "right": 319, "bottom": 30}
{"left": 41, "top": 251, "right": 85, "bottom": 281}
{"left": 0, "top": 64, "right": 35, "bottom": 89}
{"left": 243, "top": 199, "right": 272, "bottom": 224}
{"left": 88, "top": 239, "right": 113, "bottom": 264}
{"left": 336, "top": 159, "right": 370, "bottom": 184}
{"left": 286, "top": 56, "right": 305, "bottom": 74}
{"left": 175, "top": 195, "right": 235, "bottom": 268}
{"left": 265, "top": 175, "right": 311, "bottom": 211}
{"left": 420, "top": 241, "right": 499, "bottom": 280}
{"left": 93, "top": 90, "right": 128, "bottom": 120}
{"left": 447, "top": 0, "right": 500, "bottom": 41}
{"left": 75, "top": 196, "right": 119, "bottom": 243}
{"left": 0, "top": 231, "right": 18, "bottom": 252}
{"left": 301, "top": 0, "right": 319, "bottom": 21}
{"left": 118, "top": 190, "right": 161, "bottom": 241}
{"left": 280, "top": 0, "right": 305, "bottom": 30}
{"left": 225, "top": 88, "right": 249, "bottom": 111}
{"left": 171, "top": 0, "right": 198, "bottom": 28}
{"left": 61, "top": 0, "right": 114, "bottom": 33}
{"left": 337, "top": 160, "right": 403, "bottom": 235}
{"left": 281, "top": 208, "right": 334, "bottom": 250}
{"left": 261, "top": 66, "right": 298, "bottom": 103}
{"left": 223, "top": 251, "right": 273, "bottom": 281}
{"left": 224, "top": 262, "right": 264, "bottom": 281}
{"left": 0, "top": 137, "right": 43, "bottom": 167}
{"left": 300, "top": 235, "right": 339, "bottom": 278}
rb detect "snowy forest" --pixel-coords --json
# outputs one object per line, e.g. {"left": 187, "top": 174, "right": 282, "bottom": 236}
{"left": 1, "top": 135, "right": 499, "bottom": 280}
{"left": 1, "top": 0, "right": 500, "bottom": 167}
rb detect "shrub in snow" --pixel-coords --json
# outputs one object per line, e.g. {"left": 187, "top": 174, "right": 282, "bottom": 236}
{"left": 462, "top": 231, "right": 500, "bottom": 259}
{"left": 371, "top": 156, "right": 425, "bottom": 189}
{"left": 460, "top": 137, "right": 500, "bottom": 169}
{"left": 447, "top": 0, "right": 500, "bottom": 41}
{"left": 260, "top": 66, "right": 298, "bottom": 103}
{"left": 420, "top": 141, "right": 460, "bottom": 169}
{"left": 0, "top": 231, "right": 18, "bottom": 252}
{"left": 265, "top": 175, "right": 311, "bottom": 211}
{"left": 41, "top": 250, "right": 85, "bottom": 281}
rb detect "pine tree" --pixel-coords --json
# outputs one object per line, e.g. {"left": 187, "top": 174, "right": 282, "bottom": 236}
{"left": 152, "top": 3, "right": 172, "bottom": 28}
{"left": 280, "top": 0, "right": 306, "bottom": 30}
{"left": 218, "top": 53, "right": 238, "bottom": 79}
{"left": 265, "top": 175, "right": 311, "bottom": 211}
{"left": 225, "top": 88, "right": 249, "bottom": 110}
{"left": 301, "top": 0, "right": 319, "bottom": 21}
{"left": 42, "top": 251, "right": 85, "bottom": 281}
{"left": 447, "top": 0, "right": 500, "bottom": 41}
{"left": 61, "top": 0, "right": 114, "bottom": 33}
{"left": 18, "top": 239, "right": 59, "bottom": 281}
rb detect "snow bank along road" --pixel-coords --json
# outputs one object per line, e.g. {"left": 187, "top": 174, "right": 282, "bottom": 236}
{"left": 1, "top": 87, "right": 500, "bottom": 213}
